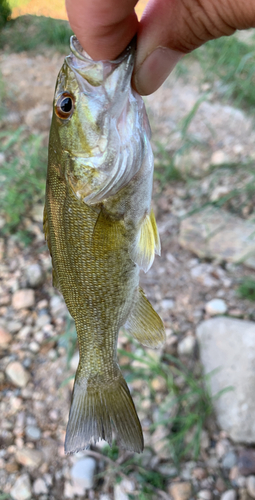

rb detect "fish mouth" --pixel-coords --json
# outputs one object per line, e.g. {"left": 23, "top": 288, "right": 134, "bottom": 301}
{"left": 70, "top": 35, "right": 136, "bottom": 64}
{"left": 66, "top": 36, "right": 136, "bottom": 88}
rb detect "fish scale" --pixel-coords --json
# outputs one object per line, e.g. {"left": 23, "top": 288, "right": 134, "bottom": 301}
{"left": 44, "top": 36, "right": 165, "bottom": 454}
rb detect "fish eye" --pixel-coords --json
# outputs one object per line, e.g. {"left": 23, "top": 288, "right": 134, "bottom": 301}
{"left": 55, "top": 92, "right": 75, "bottom": 119}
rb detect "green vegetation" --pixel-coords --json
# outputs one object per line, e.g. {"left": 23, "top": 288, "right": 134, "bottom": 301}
{"left": 194, "top": 35, "right": 255, "bottom": 109}
{"left": 238, "top": 277, "right": 255, "bottom": 301}
{"left": 121, "top": 346, "right": 215, "bottom": 464}
{"left": 0, "top": 0, "right": 11, "bottom": 29}
{"left": 0, "top": 15, "right": 73, "bottom": 53}
{"left": 0, "top": 127, "right": 47, "bottom": 241}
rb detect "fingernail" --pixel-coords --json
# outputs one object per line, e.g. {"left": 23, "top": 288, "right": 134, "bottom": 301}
{"left": 134, "top": 47, "right": 183, "bottom": 95}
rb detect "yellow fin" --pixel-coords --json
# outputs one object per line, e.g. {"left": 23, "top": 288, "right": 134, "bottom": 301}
{"left": 65, "top": 367, "right": 143, "bottom": 454}
{"left": 130, "top": 209, "right": 161, "bottom": 272}
{"left": 126, "top": 287, "right": 166, "bottom": 348}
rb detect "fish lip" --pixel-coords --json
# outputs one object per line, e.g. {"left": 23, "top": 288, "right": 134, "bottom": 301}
{"left": 70, "top": 35, "right": 136, "bottom": 65}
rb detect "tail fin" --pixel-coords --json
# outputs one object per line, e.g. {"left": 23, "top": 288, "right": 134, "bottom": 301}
{"left": 64, "top": 368, "right": 143, "bottom": 454}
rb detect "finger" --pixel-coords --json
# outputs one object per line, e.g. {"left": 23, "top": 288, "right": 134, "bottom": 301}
{"left": 133, "top": 0, "right": 255, "bottom": 95}
{"left": 65, "top": 0, "right": 139, "bottom": 60}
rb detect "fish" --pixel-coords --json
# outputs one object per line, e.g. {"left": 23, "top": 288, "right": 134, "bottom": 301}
{"left": 44, "top": 35, "right": 166, "bottom": 454}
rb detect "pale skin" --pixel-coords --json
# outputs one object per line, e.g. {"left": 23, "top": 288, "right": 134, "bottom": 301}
{"left": 65, "top": 0, "right": 255, "bottom": 95}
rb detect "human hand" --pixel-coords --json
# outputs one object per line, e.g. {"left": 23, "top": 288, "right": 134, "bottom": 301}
{"left": 65, "top": 0, "right": 255, "bottom": 95}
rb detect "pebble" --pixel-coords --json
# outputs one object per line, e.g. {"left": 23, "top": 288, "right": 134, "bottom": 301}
{"left": 169, "top": 481, "right": 192, "bottom": 500}
{"left": 71, "top": 457, "right": 96, "bottom": 491}
{"left": 33, "top": 478, "right": 48, "bottom": 495}
{"left": 247, "top": 475, "right": 255, "bottom": 498}
{"left": 50, "top": 295, "right": 67, "bottom": 317}
{"left": 222, "top": 451, "right": 237, "bottom": 469}
{"left": 28, "top": 341, "right": 40, "bottom": 353}
{"left": 12, "top": 289, "right": 35, "bottom": 310}
{"left": 114, "top": 479, "right": 135, "bottom": 500}
{"left": 238, "top": 450, "right": 255, "bottom": 476}
{"left": 205, "top": 298, "right": 227, "bottom": 316}
{"left": 215, "top": 477, "right": 227, "bottom": 492}
{"left": 70, "top": 351, "right": 79, "bottom": 372}
{"left": 220, "top": 490, "right": 237, "bottom": 500}
{"left": 25, "top": 425, "right": 41, "bottom": 441}
{"left": 7, "top": 320, "right": 23, "bottom": 334}
{"left": 177, "top": 335, "right": 196, "bottom": 356}
{"left": 197, "top": 490, "right": 212, "bottom": 500}
{"left": 26, "top": 263, "right": 44, "bottom": 287}
{"left": 0, "top": 326, "right": 12, "bottom": 347}
{"left": 16, "top": 448, "right": 43, "bottom": 468}
{"left": 5, "top": 361, "right": 30, "bottom": 388}
{"left": 10, "top": 473, "right": 32, "bottom": 500}
{"left": 161, "top": 299, "right": 175, "bottom": 310}
{"left": 192, "top": 468, "right": 208, "bottom": 480}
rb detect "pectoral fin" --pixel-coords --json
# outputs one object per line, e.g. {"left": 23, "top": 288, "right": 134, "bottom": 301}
{"left": 130, "top": 209, "right": 161, "bottom": 273}
{"left": 92, "top": 209, "right": 126, "bottom": 251}
{"left": 126, "top": 288, "right": 165, "bottom": 348}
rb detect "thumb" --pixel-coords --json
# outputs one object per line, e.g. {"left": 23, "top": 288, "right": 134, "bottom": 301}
{"left": 133, "top": 0, "right": 255, "bottom": 95}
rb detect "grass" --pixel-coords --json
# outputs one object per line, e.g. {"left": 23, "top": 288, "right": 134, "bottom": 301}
{"left": 193, "top": 35, "right": 255, "bottom": 110}
{"left": 0, "top": 127, "right": 47, "bottom": 242}
{"left": 0, "top": 14, "right": 73, "bottom": 53}
{"left": 238, "top": 277, "right": 255, "bottom": 301}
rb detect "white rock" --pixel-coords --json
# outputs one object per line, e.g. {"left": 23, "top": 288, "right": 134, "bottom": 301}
{"left": 12, "top": 289, "right": 35, "bottom": 310}
{"left": 197, "top": 490, "right": 212, "bottom": 500}
{"left": 177, "top": 335, "right": 196, "bottom": 356}
{"left": 99, "top": 495, "right": 111, "bottom": 500}
{"left": 197, "top": 317, "right": 255, "bottom": 443}
{"left": 10, "top": 474, "right": 32, "bottom": 500}
{"left": 247, "top": 475, "right": 255, "bottom": 498}
{"left": 6, "top": 361, "right": 30, "bottom": 388}
{"left": 26, "top": 425, "right": 41, "bottom": 441}
{"left": 71, "top": 457, "right": 96, "bottom": 491}
{"left": 16, "top": 448, "right": 43, "bottom": 468}
{"left": 26, "top": 263, "right": 44, "bottom": 288}
{"left": 220, "top": 490, "right": 237, "bottom": 500}
{"left": 211, "top": 150, "right": 230, "bottom": 165}
{"left": 210, "top": 186, "right": 231, "bottom": 202}
{"left": 205, "top": 298, "right": 227, "bottom": 316}
{"left": 33, "top": 478, "right": 48, "bottom": 495}
{"left": 70, "top": 351, "right": 79, "bottom": 372}
{"left": 114, "top": 479, "right": 135, "bottom": 500}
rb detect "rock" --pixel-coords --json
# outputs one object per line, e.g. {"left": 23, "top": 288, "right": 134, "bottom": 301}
{"left": 151, "top": 376, "right": 167, "bottom": 392}
{"left": 26, "top": 263, "right": 44, "bottom": 288}
{"left": 6, "top": 361, "right": 30, "bottom": 388}
{"left": 12, "top": 289, "right": 35, "bottom": 310}
{"left": 0, "top": 326, "right": 12, "bottom": 347}
{"left": 238, "top": 450, "right": 255, "bottom": 476}
{"left": 114, "top": 479, "right": 135, "bottom": 500}
{"left": 33, "top": 478, "right": 48, "bottom": 495}
{"left": 177, "top": 335, "right": 196, "bottom": 356}
{"left": 197, "top": 490, "right": 212, "bottom": 500}
{"left": 169, "top": 482, "right": 192, "bottom": 500}
{"left": 70, "top": 351, "right": 79, "bottom": 372}
{"left": 25, "top": 425, "right": 41, "bottom": 441}
{"left": 192, "top": 468, "right": 207, "bottom": 480}
{"left": 215, "top": 477, "right": 227, "bottom": 492}
{"left": 197, "top": 317, "right": 255, "bottom": 443}
{"left": 205, "top": 299, "right": 227, "bottom": 316}
{"left": 71, "top": 457, "right": 96, "bottom": 491}
{"left": 7, "top": 320, "right": 23, "bottom": 334}
{"left": 247, "top": 476, "right": 255, "bottom": 498}
{"left": 179, "top": 206, "right": 255, "bottom": 267}
{"left": 10, "top": 473, "right": 32, "bottom": 500}
{"left": 210, "top": 150, "right": 230, "bottom": 165}
{"left": 16, "top": 448, "right": 43, "bottom": 468}
{"left": 220, "top": 490, "right": 237, "bottom": 500}
{"left": 210, "top": 186, "right": 231, "bottom": 202}
{"left": 222, "top": 451, "right": 237, "bottom": 469}
{"left": 100, "top": 495, "right": 111, "bottom": 500}
{"left": 31, "top": 204, "right": 44, "bottom": 223}
{"left": 50, "top": 295, "right": 67, "bottom": 317}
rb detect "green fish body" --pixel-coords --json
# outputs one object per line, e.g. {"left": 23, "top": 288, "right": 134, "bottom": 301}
{"left": 44, "top": 37, "right": 165, "bottom": 454}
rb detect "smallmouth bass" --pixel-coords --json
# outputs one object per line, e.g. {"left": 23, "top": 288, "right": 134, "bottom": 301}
{"left": 44, "top": 36, "right": 165, "bottom": 454}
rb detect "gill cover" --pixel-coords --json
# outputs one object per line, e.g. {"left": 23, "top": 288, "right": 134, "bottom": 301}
{"left": 62, "top": 36, "right": 153, "bottom": 204}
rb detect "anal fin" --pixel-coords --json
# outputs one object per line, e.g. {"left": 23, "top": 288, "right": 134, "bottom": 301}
{"left": 130, "top": 209, "right": 161, "bottom": 273}
{"left": 126, "top": 287, "right": 165, "bottom": 348}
